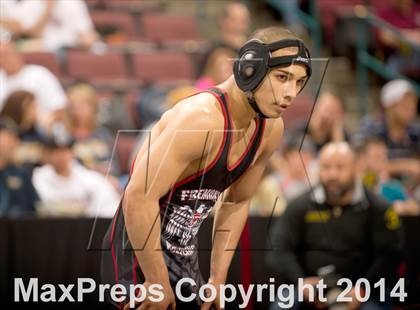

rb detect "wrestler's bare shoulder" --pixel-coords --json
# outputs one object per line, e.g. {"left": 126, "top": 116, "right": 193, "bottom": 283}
{"left": 158, "top": 92, "right": 225, "bottom": 132}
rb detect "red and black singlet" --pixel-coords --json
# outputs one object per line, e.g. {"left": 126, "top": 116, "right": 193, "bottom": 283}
{"left": 101, "top": 88, "right": 266, "bottom": 307}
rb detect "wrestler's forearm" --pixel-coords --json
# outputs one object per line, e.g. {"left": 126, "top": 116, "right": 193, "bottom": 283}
{"left": 123, "top": 193, "right": 170, "bottom": 284}
{"left": 209, "top": 200, "right": 250, "bottom": 283}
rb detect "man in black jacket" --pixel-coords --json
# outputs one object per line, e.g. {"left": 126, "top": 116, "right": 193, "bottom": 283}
{"left": 267, "top": 142, "right": 401, "bottom": 310}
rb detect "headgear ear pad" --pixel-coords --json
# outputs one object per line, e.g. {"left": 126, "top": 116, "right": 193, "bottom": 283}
{"left": 233, "top": 39, "right": 270, "bottom": 92}
{"left": 233, "top": 38, "right": 312, "bottom": 93}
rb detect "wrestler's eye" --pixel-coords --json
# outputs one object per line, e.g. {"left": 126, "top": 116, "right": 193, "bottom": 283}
{"left": 276, "top": 74, "right": 288, "bottom": 82}
{"left": 297, "top": 79, "right": 306, "bottom": 87}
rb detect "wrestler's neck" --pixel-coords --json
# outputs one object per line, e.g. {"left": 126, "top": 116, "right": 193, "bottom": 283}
{"left": 218, "top": 76, "right": 258, "bottom": 130}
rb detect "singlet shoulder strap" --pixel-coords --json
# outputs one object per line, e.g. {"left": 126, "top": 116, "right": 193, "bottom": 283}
{"left": 205, "top": 87, "right": 231, "bottom": 125}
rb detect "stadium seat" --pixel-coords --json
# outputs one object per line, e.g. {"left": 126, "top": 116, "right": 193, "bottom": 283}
{"left": 131, "top": 52, "right": 194, "bottom": 84}
{"left": 21, "top": 52, "right": 62, "bottom": 77}
{"left": 66, "top": 50, "right": 128, "bottom": 84}
{"left": 90, "top": 10, "right": 137, "bottom": 40}
{"left": 105, "top": 0, "right": 161, "bottom": 12}
{"left": 140, "top": 14, "right": 200, "bottom": 43}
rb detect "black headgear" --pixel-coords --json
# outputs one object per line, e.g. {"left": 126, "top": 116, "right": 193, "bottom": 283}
{"left": 233, "top": 38, "right": 312, "bottom": 118}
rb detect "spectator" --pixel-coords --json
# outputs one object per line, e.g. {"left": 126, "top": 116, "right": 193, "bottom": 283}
{"left": 358, "top": 137, "right": 407, "bottom": 202}
{"left": 196, "top": 47, "right": 237, "bottom": 90}
{"left": 0, "top": 90, "right": 45, "bottom": 172}
{"left": 0, "top": 0, "right": 98, "bottom": 51}
{"left": 272, "top": 136, "right": 317, "bottom": 202}
{"left": 267, "top": 142, "right": 401, "bottom": 310}
{"left": 0, "top": 118, "right": 38, "bottom": 216}
{"left": 0, "top": 40, "right": 67, "bottom": 129}
{"left": 376, "top": 0, "right": 420, "bottom": 79}
{"left": 65, "top": 83, "right": 113, "bottom": 174}
{"left": 301, "top": 90, "right": 349, "bottom": 151}
{"left": 218, "top": 1, "right": 251, "bottom": 50}
{"left": 249, "top": 165, "right": 286, "bottom": 216}
{"left": 0, "top": 90, "right": 43, "bottom": 142}
{"left": 354, "top": 79, "right": 420, "bottom": 180}
{"left": 32, "top": 123, "right": 120, "bottom": 218}
{"left": 357, "top": 138, "right": 420, "bottom": 306}
{"left": 196, "top": 1, "right": 251, "bottom": 76}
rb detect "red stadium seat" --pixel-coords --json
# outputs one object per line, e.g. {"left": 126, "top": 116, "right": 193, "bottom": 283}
{"left": 90, "top": 10, "right": 137, "bottom": 39}
{"left": 88, "top": 0, "right": 160, "bottom": 11}
{"left": 66, "top": 50, "right": 128, "bottom": 84}
{"left": 131, "top": 52, "right": 194, "bottom": 84}
{"left": 105, "top": 0, "right": 161, "bottom": 12}
{"left": 140, "top": 14, "right": 200, "bottom": 43}
{"left": 21, "top": 52, "right": 62, "bottom": 77}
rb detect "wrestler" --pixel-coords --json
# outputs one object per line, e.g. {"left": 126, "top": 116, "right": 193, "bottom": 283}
{"left": 102, "top": 26, "right": 312, "bottom": 310}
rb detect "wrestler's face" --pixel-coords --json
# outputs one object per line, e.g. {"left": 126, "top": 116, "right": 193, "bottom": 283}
{"left": 253, "top": 48, "right": 308, "bottom": 118}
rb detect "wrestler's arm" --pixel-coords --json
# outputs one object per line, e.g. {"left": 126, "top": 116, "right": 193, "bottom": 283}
{"left": 124, "top": 102, "right": 222, "bottom": 286}
{"left": 208, "top": 119, "right": 284, "bottom": 286}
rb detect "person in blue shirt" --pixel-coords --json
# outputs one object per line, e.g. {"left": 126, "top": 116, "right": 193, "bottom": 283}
{"left": 0, "top": 118, "right": 38, "bottom": 217}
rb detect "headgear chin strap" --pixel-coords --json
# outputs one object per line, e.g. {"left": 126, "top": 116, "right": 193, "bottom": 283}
{"left": 233, "top": 38, "right": 312, "bottom": 118}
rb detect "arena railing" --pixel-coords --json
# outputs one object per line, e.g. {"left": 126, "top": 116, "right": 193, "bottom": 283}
{"left": 266, "top": 0, "right": 322, "bottom": 57}
{"left": 355, "top": 6, "right": 420, "bottom": 115}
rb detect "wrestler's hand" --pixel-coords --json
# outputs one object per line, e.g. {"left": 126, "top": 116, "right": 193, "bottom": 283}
{"left": 123, "top": 280, "right": 176, "bottom": 310}
{"left": 200, "top": 279, "right": 222, "bottom": 310}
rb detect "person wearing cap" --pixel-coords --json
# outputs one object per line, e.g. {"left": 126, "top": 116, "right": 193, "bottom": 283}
{"left": 354, "top": 79, "right": 419, "bottom": 180}
{"left": 101, "top": 26, "right": 312, "bottom": 309}
{"left": 0, "top": 118, "right": 39, "bottom": 216}
{"left": 31, "top": 122, "right": 120, "bottom": 218}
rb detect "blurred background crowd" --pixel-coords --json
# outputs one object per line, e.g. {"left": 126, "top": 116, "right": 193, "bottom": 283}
{"left": 0, "top": 0, "right": 419, "bottom": 308}
{"left": 0, "top": 0, "right": 418, "bottom": 218}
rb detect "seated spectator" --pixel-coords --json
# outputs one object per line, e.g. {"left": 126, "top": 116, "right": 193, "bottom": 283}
{"left": 0, "top": 118, "right": 38, "bottom": 216}
{"left": 358, "top": 138, "right": 420, "bottom": 306}
{"left": 0, "top": 90, "right": 46, "bottom": 171}
{"left": 196, "top": 47, "right": 237, "bottom": 90}
{"left": 65, "top": 83, "right": 114, "bottom": 174}
{"left": 0, "top": 0, "right": 99, "bottom": 51}
{"left": 0, "top": 90, "right": 44, "bottom": 141}
{"left": 354, "top": 79, "right": 420, "bottom": 179}
{"left": 196, "top": 1, "right": 250, "bottom": 75}
{"left": 135, "top": 85, "right": 170, "bottom": 130}
{"left": 267, "top": 142, "right": 401, "bottom": 310}
{"left": 271, "top": 136, "right": 317, "bottom": 202}
{"left": 358, "top": 137, "right": 407, "bottom": 202}
{"left": 0, "top": 40, "right": 67, "bottom": 130}
{"left": 32, "top": 124, "right": 120, "bottom": 217}
{"left": 249, "top": 165, "right": 286, "bottom": 216}
{"left": 299, "top": 90, "right": 349, "bottom": 151}
{"left": 218, "top": 1, "right": 251, "bottom": 50}
{"left": 376, "top": 0, "right": 420, "bottom": 79}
